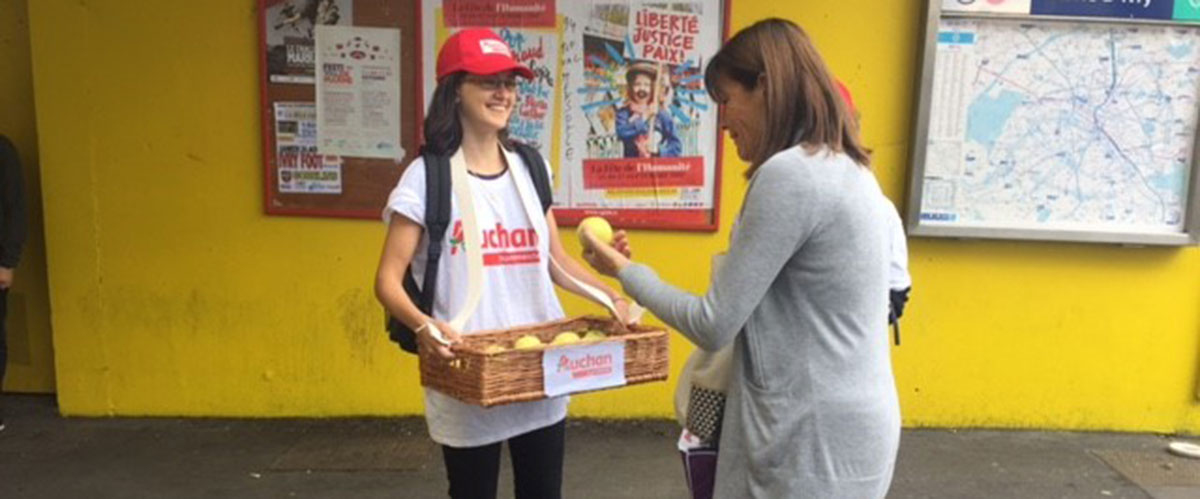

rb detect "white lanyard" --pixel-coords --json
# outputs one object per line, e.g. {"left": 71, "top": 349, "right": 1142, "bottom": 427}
{"left": 502, "top": 148, "right": 625, "bottom": 318}
{"left": 446, "top": 148, "right": 485, "bottom": 332}
{"left": 425, "top": 145, "right": 635, "bottom": 346}
{"left": 422, "top": 149, "right": 485, "bottom": 347}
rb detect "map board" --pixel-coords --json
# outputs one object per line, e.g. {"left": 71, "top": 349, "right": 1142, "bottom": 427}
{"left": 907, "top": 1, "right": 1200, "bottom": 245}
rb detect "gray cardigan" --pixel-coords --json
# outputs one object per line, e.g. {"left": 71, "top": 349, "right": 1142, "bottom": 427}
{"left": 620, "top": 146, "right": 900, "bottom": 498}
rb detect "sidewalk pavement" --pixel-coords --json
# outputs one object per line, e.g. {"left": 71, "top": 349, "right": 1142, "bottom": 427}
{"left": 1, "top": 394, "right": 1197, "bottom": 499}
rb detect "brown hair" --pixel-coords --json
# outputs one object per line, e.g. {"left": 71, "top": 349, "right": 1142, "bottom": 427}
{"left": 704, "top": 18, "right": 870, "bottom": 176}
{"left": 422, "top": 72, "right": 514, "bottom": 155}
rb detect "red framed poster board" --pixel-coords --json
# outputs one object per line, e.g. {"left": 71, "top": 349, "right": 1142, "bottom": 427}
{"left": 258, "top": 0, "right": 422, "bottom": 219}
{"left": 260, "top": 0, "right": 729, "bottom": 231}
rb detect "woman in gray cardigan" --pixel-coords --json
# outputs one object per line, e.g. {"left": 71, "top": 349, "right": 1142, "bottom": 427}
{"left": 583, "top": 18, "right": 900, "bottom": 498}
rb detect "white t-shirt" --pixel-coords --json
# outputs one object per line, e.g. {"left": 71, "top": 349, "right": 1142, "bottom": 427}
{"left": 383, "top": 145, "right": 568, "bottom": 448}
{"left": 882, "top": 197, "right": 912, "bottom": 291}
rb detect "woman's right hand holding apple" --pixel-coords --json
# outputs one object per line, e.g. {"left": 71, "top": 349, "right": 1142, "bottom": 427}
{"left": 582, "top": 229, "right": 633, "bottom": 278}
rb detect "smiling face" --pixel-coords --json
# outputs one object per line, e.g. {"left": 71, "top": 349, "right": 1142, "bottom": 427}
{"left": 629, "top": 73, "right": 653, "bottom": 104}
{"left": 457, "top": 71, "right": 519, "bottom": 132}
{"left": 713, "top": 74, "right": 767, "bottom": 163}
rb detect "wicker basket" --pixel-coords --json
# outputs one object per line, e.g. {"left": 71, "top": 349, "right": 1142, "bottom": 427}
{"left": 419, "top": 316, "right": 669, "bottom": 407}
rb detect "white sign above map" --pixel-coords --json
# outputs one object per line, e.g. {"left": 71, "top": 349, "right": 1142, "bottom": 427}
{"left": 941, "top": 0, "right": 1031, "bottom": 14}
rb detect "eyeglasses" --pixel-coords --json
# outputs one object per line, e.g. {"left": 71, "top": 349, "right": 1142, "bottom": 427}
{"left": 464, "top": 75, "right": 519, "bottom": 91}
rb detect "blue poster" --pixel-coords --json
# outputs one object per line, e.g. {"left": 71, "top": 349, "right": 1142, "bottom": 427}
{"left": 1031, "top": 0, "right": 1174, "bottom": 20}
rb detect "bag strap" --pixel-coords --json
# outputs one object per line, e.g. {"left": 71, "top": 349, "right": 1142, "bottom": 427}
{"left": 508, "top": 142, "right": 629, "bottom": 321}
{"left": 888, "top": 287, "right": 910, "bottom": 346}
{"left": 512, "top": 142, "right": 553, "bottom": 213}
{"left": 403, "top": 144, "right": 546, "bottom": 325}
{"left": 416, "top": 150, "right": 453, "bottom": 314}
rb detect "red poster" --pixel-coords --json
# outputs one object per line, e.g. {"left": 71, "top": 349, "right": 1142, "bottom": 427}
{"left": 444, "top": 0, "right": 556, "bottom": 28}
{"left": 581, "top": 157, "right": 705, "bottom": 189}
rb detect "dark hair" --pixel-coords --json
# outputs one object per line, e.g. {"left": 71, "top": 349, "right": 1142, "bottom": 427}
{"left": 422, "top": 72, "right": 514, "bottom": 155}
{"left": 704, "top": 18, "right": 870, "bottom": 176}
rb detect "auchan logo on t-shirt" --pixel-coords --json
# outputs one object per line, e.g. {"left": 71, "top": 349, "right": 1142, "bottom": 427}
{"left": 449, "top": 220, "right": 541, "bottom": 266}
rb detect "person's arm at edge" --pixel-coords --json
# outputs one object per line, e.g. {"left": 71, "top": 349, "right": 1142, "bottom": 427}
{"left": 0, "top": 136, "right": 27, "bottom": 270}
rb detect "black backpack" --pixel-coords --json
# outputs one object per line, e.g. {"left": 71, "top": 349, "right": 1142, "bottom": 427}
{"left": 386, "top": 142, "right": 554, "bottom": 353}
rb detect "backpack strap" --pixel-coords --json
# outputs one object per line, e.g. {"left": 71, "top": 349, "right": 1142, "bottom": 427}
{"left": 419, "top": 151, "right": 453, "bottom": 311}
{"left": 391, "top": 144, "right": 544, "bottom": 352}
{"left": 512, "top": 142, "right": 553, "bottom": 213}
{"left": 391, "top": 151, "right": 452, "bottom": 353}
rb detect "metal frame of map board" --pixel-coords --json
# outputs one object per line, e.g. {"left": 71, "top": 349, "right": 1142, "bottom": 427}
{"left": 906, "top": 2, "right": 1200, "bottom": 246}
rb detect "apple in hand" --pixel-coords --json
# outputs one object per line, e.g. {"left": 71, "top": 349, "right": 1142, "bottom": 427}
{"left": 577, "top": 216, "right": 614, "bottom": 247}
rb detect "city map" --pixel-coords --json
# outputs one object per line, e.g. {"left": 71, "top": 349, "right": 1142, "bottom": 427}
{"left": 921, "top": 18, "right": 1200, "bottom": 234}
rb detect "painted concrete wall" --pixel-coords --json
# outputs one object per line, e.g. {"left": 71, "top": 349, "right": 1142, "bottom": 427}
{"left": 1, "top": 0, "right": 54, "bottom": 393}
{"left": 26, "top": 0, "right": 1200, "bottom": 433}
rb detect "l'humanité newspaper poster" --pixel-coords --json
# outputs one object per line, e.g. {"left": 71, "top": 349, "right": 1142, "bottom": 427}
{"left": 274, "top": 102, "right": 343, "bottom": 194}
{"left": 264, "top": 0, "right": 354, "bottom": 85}
{"left": 421, "top": 0, "right": 725, "bottom": 230}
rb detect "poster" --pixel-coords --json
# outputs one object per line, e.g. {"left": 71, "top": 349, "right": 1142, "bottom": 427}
{"left": 315, "top": 25, "right": 404, "bottom": 159}
{"left": 422, "top": 0, "right": 726, "bottom": 230}
{"left": 259, "top": 0, "right": 422, "bottom": 219}
{"left": 274, "top": 102, "right": 343, "bottom": 194}
{"left": 264, "top": 0, "right": 354, "bottom": 84}
{"left": 498, "top": 28, "right": 559, "bottom": 156}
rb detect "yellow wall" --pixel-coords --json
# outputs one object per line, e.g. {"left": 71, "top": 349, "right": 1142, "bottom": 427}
{"left": 27, "top": 0, "right": 1200, "bottom": 433}
{"left": 1, "top": 0, "right": 55, "bottom": 393}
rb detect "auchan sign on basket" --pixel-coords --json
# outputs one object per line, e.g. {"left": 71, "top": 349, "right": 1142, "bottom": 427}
{"left": 542, "top": 341, "right": 627, "bottom": 397}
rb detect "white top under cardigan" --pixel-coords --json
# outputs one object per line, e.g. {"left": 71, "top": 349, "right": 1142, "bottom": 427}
{"left": 621, "top": 146, "right": 901, "bottom": 498}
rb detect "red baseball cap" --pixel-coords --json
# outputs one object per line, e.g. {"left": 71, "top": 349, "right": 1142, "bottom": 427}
{"left": 436, "top": 28, "right": 534, "bottom": 81}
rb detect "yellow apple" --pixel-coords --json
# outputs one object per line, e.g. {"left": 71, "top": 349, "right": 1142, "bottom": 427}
{"left": 582, "top": 330, "right": 608, "bottom": 342}
{"left": 577, "top": 216, "right": 614, "bottom": 247}
{"left": 552, "top": 332, "right": 581, "bottom": 345}
{"left": 514, "top": 335, "right": 544, "bottom": 350}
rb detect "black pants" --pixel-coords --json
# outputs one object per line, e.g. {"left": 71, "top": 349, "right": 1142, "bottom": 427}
{"left": 441, "top": 418, "right": 566, "bottom": 499}
{"left": 0, "top": 288, "right": 7, "bottom": 393}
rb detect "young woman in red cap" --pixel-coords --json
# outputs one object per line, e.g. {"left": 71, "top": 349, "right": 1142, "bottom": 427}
{"left": 374, "top": 28, "right": 632, "bottom": 499}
